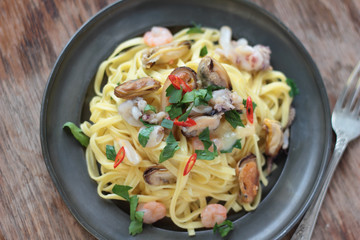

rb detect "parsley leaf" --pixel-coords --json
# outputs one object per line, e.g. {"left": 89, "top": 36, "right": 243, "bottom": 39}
{"left": 200, "top": 45, "right": 208, "bottom": 57}
{"left": 195, "top": 144, "right": 218, "bottom": 160}
{"left": 181, "top": 91, "right": 195, "bottom": 103}
{"left": 243, "top": 99, "right": 257, "bottom": 111}
{"left": 112, "top": 185, "right": 144, "bottom": 236}
{"left": 187, "top": 22, "right": 204, "bottom": 34}
{"left": 138, "top": 126, "right": 154, "bottom": 147}
{"left": 161, "top": 119, "right": 173, "bottom": 129}
{"left": 166, "top": 104, "right": 183, "bottom": 119}
{"left": 178, "top": 105, "right": 193, "bottom": 122}
{"left": 286, "top": 78, "right": 299, "bottom": 97}
{"left": 112, "top": 184, "right": 132, "bottom": 201}
{"left": 144, "top": 104, "right": 157, "bottom": 113}
{"left": 159, "top": 132, "right": 180, "bottom": 163}
{"left": 213, "top": 220, "right": 233, "bottom": 237}
{"left": 106, "top": 145, "right": 116, "bottom": 160}
{"left": 166, "top": 84, "right": 183, "bottom": 104}
{"left": 63, "top": 122, "right": 89, "bottom": 147}
{"left": 225, "top": 110, "right": 244, "bottom": 128}
{"left": 220, "top": 139, "right": 242, "bottom": 153}
{"left": 198, "top": 127, "right": 212, "bottom": 149}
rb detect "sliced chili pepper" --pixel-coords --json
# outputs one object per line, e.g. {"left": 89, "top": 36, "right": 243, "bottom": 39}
{"left": 168, "top": 75, "right": 192, "bottom": 92}
{"left": 114, "top": 146, "right": 125, "bottom": 168}
{"left": 173, "top": 117, "right": 196, "bottom": 127}
{"left": 183, "top": 153, "right": 197, "bottom": 176}
{"left": 246, "top": 96, "right": 254, "bottom": 124}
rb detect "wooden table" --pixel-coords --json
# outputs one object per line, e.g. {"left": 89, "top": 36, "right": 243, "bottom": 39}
{"left": 1, "top": 0, "right": 359, "bottom": 239}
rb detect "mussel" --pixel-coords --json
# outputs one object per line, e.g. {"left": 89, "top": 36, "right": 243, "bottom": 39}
{"left": 143, "top": 165, "right": 176, "bottom": 185}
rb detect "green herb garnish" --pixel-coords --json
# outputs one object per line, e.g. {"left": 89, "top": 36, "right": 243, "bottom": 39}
{"left": 198, "top": 127, "right": 212, "bottom": 149}
{"left": 220, "top": 139, "right": 242, "bottom": 153}
{"left": 138, "top": 126, "right": 154, "bottom": 147}
{"left": 166, "top": 84, "right": 183, "bottom": 104}
{"left": 112, "top": 184, "right": 144, "bottom": 236}
{"left": 286, "top": 78, "right": 299, "bottom": 97}
{"left": 63, "top": 122, "right": 89, "bottom": 147}
{"left": 140, "top": 119, "right": 155, "bottom": 127}
{"left": 159, "top": 132, "right": 180, "bottom": 163}
{"left": 213, "top": 220, "right": 233, "bottom": 237}
{"left": 161, "top": 119, "right": 174, "bottom": 129}
{"left": 187, "top": 22, "right": 204, "bottom": 34}
{"left": 225, "top": 110, "right": 244, "bottom": 128}
{"left": 200, "top": 45, "right": 208, "bottom": 57}
{"left": 178, "top": 105, "right": 193, "bottom": 122}
{"left": 144, "top": 104, "right": 157, "bottom": 113}
{"left": 166, "top": 104, "right": 183, "bottom": 119}
{"left": 106, "top": 145, "right": 116, "bottom": 160}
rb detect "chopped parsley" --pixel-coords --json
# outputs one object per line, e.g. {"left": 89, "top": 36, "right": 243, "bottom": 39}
{"left": 187, "top": 22, "right": 204, "bottom": 34}
{"left": 195, "top": 128, "right": 218, "bottom": 160}
{"left": 165, "top": 104, "right": 183, "bottom": 119}
{"left": 63, "top": 122, "right": 90, "bottom": 147}
{"left": 159, "top": 132, "right": 180, "bottom": 163}
{"left": 286, "top": 78, "right": 299, "bottom": 97}
{"left": 112, "top": 184, "right": 144, "bottom": 236}
{"left": 213, "top": 220, "right": 233, "bottom": 237}
{"left": 106, "top": 145, "right": 116, "bottom": 160}
{"left": 225, "top": 110, "right": 244, "bottom": 128}
{"left": 161, "top": 119, "right": 174, "bottom": 129}
{"left": 200, "top": 45, "right": 208, "bottom": 57}
{"left": 138, "top": 126, "right": 154, "bottom": 147}
{"left": 166, "top": 84, "right": 183, "bottom": 104}
{"left": 144, "top": 104, "right": 157, "bottom": 113}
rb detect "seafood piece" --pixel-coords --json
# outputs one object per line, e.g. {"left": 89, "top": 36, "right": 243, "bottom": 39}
{"left": 118, "top": 97, "right": 147, "bottom": 127}
{"left": 181, "top": 114, "right": 223, "bottom": 137}
{"left": 143, "top": 165, "right": 176, "bottom": 185}
{"left": 160, "top": 67, "right": 197, "bottom": 111}
{"left": 114, "top": 77, "right": 161, "bottom": 99}
{"left": 136, "top": 201, "right": 167, "bottom": 224}
{"left": 138, "top": 126, "right": 165, "bottom": 148}
{"left": 142, "top": 40, "right": 191, "bottom": 68}
{"left": 190, "top": 136, "right": 221, "bottom": 152}
{"left": 263, "top": 118, "right": 284, "bottom": 157}
{"left": 143, "top": 26, "right": 173, "bottom": 47}
{"left": 141, "top": 111, "right": 167, "bottom": 124}
{"left": 217, "top": 26, "right": 271, "bottom": 72}
{"left": 209, "top": 89, "right": 244, "bottom": 112}
{"left": 197, "top": 56, "right": 231, "bottom": 89}
{"left": 235, "top": 154, "right": 259, "bottom": 203}
{"left": 201, "top": 204, "right": 227, "bottom": 228}
{"left": 286, "top": 107, "right": 296, "bottom": 128}
{"left": 188, "top": 105, "right": 213, "bottom": 117}
{"left": 117, "top": 139, "right": 142, "bottom": 165}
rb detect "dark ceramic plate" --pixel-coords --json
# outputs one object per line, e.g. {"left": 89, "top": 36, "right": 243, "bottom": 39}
{"left": 40, "top": 0, "right": 331, "bottom": 239}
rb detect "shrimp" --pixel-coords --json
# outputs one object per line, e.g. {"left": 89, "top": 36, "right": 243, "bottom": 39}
{"left": 136, "top": 201, "right": 166, "bottom": 224}
{"left": 200, "top": 204, "right": 227, "bottom": 228}
{"left": 143, "top": 26, "right": 173, "bottom": 47}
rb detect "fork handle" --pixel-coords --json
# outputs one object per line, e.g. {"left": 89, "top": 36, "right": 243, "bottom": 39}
{"left": 291, "top": 136, "right": 348, "bottom": 240}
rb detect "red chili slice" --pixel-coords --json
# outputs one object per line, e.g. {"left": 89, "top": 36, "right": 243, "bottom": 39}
{"left": 168, "top": 75, "right": 192, "bottom": 92}
{"left": 114, "top": 146, "right": 125, "bottom": 168}
{"left": 183, "top": 153, "right": 197, "bottom": 176}
{"left": 173, "top": 117, "right": 196, "bottom": 127}
{"left": 246, "top": 96, "right": 254, "bottom": 124}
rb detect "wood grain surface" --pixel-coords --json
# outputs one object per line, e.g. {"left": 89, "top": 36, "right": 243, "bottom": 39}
{"left": 0, "top": 0, "right": 359, "bottom": 239}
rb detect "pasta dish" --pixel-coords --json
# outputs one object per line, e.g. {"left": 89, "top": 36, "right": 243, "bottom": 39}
{"left": 74, "top": 25, "right": 296, "bottom": 236}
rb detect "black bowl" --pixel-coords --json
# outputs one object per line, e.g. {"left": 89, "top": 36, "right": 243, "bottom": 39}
{"left": 40, "top": 0, "right": 331, "bottom": 239}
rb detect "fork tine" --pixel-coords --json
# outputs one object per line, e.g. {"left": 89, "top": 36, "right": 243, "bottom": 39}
{"left": 345, "top": 61, "right": 360, "bottom": 109}
{"left": 336, "top": 61, "right": 360, "bottom": 110}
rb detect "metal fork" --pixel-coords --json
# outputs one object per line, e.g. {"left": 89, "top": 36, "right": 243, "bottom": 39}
{"left": 291, "top": 61, "right": 360, "bottom": 240}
